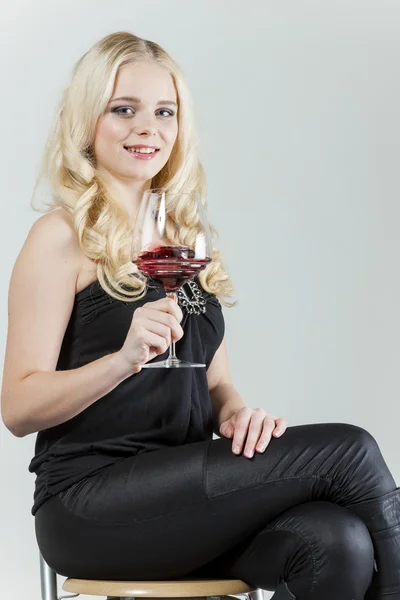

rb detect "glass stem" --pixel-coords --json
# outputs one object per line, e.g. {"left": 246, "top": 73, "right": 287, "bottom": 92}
{"left": 167, "top": 292, "right": 178, "bottom": 361}
{"left": 169, "top": 340, "right": 177, "bottom": 361}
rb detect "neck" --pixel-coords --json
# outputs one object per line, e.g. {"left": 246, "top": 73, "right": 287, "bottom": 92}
{"left": 97, "top": 168, "right": 152, "bottom": 224}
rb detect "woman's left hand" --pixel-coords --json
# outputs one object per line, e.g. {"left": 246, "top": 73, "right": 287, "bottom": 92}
{"left": 219, "top": 407, "right": 288, "bottom": 458}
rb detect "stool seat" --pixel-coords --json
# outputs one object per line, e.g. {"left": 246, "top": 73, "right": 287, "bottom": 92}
{"left": 63, "top": 577, "right": 256, "bottom": 598}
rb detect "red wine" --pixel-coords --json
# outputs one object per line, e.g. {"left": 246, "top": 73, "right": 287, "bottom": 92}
{"left": 136, "top": 245, "right": 211, "bottom": 292}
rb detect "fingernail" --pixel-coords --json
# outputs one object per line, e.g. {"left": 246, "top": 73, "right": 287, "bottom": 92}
{"left": 233, "top": 446, "right": 240, "bottom": 454}
{"left": 245, "top": 450, "right": 254, "bottom": 458}
{"left": 257, "top": 444, "right": 265, "bottom": 452}
{"left": 274, "top": 430, "right": 282, "bottom": 437}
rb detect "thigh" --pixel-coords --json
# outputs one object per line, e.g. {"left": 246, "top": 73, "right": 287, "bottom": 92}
{"left": 53, "top": 422, "right": 349, "bottom": 524}
{"left": 54, "top": 432, "right": 315, "bottom": 524}
{"left": 55, "top": 438, "right": 210, "bottom": 524}
{"left": 54, "top": 422, "right": 392, "bottom": 523}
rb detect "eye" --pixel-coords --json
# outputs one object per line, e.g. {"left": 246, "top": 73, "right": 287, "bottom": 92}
{"left": 111, "top": 106, "right": 134, "bottom": 116}
{"left": 157, "top": 109, "right": 175, "bottom": 117}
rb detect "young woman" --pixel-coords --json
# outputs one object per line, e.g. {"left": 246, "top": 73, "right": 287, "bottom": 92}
{"left": 1, "top": 31, "right": 399, "bottom": 600}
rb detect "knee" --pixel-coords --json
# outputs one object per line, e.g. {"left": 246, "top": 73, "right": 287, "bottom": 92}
{"left": 270, "top": 501, "right": 375, "bottom": 595}
{"left": 310, "top": 501, "right": 374, "bottom": 565}
{"left": 327, "top": 422, "right": 379, "bottom": 452}
{"left": 293, "top": 422, "right": 380, "bottom": 457}
{"left": 322, "top": 422, "right": 384, "bottom": 470}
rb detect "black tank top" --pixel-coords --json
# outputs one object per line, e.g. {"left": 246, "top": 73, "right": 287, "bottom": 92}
{"left": 28, "top": 276, "right": 225, "bottom": 516}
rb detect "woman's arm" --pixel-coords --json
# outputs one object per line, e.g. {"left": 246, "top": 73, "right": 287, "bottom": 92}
{"left": 207, "top": 338, "right": 246, "bottom": 435}
{"left": 207, "top": 337, "right": 288, "bottom": 456}
{"left": 1, "top": 211, "right": 133, "bottom": 438}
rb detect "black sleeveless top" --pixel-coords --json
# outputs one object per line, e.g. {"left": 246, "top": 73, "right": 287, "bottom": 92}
{"left": 28, "top": 276, "right": 225, "bottom": 516}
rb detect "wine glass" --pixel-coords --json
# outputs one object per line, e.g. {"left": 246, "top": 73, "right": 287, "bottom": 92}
{"left": 131, "top": 188, "right": 213, "bottom": 368}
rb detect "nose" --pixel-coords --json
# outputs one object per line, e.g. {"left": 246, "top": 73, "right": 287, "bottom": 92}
{"left": 132, "top": 115, "right": 157, "bottom": 137}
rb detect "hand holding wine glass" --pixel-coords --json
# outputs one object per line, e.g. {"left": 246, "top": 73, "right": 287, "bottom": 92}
{"left": 117, "top": 297, "right": 184, "bottom": 375}
{"left": 131, "top": 188, "right": 213, "bottom": 368}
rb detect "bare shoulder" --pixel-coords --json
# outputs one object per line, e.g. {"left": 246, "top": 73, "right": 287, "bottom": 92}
{"left": 28, "top": 209, "right": 97, "bottom": 292}
{"left": 14, "top": 209, "right": 83, "bottom": 290}
{"left": 29, "top": 208, "right": 80, "bottom": 251}
{"left": 8, "top": 207, "right": 84, "bottom": 316}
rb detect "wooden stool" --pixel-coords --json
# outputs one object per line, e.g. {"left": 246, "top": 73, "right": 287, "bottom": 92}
{"left": 40, "top": 552, "right": 263, "bottom": 600}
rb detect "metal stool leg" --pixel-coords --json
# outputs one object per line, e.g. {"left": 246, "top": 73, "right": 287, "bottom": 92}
{"left": 248, "top": 590, "right": 264, "bottom": 600}
{"left": 39, "top": 552, "right": 79, "bottom": 600}
{"left": 40, "top": 553, "right": 58, "bottom": 600}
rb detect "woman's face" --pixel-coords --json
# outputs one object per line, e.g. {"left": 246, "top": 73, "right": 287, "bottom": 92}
{"left": 94, "top": 60, "right": 179, "bottom": 184}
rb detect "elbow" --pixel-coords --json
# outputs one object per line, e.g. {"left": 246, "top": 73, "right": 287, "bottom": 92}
{"left": 1, "top": 403, "right": 28, "bottom": 438}
{"left": 12, "top": 422, "right": 29, "bottom": 437}
{"left": 9, "top": 426, "right": 27, "bottom": 438}
{"left": 2, "top": 415, "right": 27, "bottom": 438}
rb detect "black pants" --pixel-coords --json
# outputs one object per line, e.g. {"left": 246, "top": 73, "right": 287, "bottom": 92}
{"left": 35, "top": 423, "right": 397, "bottom": 599}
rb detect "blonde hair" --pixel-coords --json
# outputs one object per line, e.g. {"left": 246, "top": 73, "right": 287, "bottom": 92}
{"left": 31, "top": 31, "right": 236, "bottom": 307}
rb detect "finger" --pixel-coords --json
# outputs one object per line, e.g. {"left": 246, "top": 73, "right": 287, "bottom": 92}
{"left": 142, "top": 298, "right": 184, "bottom": 324}
{"left": 142, "top": 309, "right": 184, "bottom": 341}
{"left": 220, "top": 420, "right": 234, "bottom": 438}
{"left": 231, "top": 408, "right": 252, "bottom": 455}
{"left": 141, "top": 330, "right": 169, "bottom": 354}
{"left": 138, "top": 318, "right": 172, "bottom": 346}
{"left": 255, "top": 417, "right": 276, "bottom": 453}
{"left": 166, "top": 296, "right": 184, "bottom": 323}
{"left": 243, "top": 409, "right": 267, "bottom": 458}
{"left": 273, "top": 417, "right": 288, "bottom": 437}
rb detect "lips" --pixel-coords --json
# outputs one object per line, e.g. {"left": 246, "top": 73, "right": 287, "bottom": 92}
{"left": 123, "top": 146, "right": 161, "bottom": 160}
{"left": 123, "top": 145, "right": 160, "bottom": 152}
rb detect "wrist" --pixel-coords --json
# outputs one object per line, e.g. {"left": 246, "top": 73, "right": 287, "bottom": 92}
{"left": 110, "top": 351, "right": 141, "bottom": 380}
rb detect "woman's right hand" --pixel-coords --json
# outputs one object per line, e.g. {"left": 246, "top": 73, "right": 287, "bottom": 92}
{"left": 116, "top": 297, "right": 184, "bottom": 375}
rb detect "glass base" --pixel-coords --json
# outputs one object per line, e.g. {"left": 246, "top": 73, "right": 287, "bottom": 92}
{"left": 142, "top": 358, "right": 205, "bottom": 369}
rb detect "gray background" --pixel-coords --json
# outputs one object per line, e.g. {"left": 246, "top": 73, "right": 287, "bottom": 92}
{"left": 1, "top": 1, "right": 400, "bottom": 598}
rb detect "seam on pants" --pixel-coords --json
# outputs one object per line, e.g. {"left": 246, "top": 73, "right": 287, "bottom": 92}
{"left": 203, "top": 439, "right": 212, "bottom": 493}
{"left": 205, "top": 473, "right": 345, "bottom": 502}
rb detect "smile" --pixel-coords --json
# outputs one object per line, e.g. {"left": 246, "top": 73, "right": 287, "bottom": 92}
{"left": 124, "top": 146, "right": 161, "bottom": 160}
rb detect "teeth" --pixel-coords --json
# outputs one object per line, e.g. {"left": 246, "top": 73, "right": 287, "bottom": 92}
{"left": 126, "top": 147, "right": 156, "bottom": 154}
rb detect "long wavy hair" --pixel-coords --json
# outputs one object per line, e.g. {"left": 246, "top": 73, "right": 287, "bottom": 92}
{"left": 31, "top": 31, "right": 236, "bottom": 306}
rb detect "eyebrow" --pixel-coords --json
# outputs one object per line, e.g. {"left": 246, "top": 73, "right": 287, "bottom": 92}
{"left": 108, "top": 96, "right": 177, "bottom": 107}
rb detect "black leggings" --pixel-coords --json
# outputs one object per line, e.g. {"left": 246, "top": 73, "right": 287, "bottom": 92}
{"left": 35, "top": 423, "right": 397, "bottom": 600}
